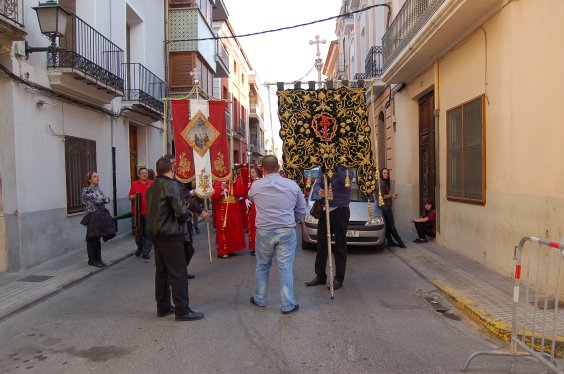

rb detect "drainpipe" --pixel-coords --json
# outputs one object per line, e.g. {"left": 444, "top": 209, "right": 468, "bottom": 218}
{"left": 434, "top": 58, "right": 440, "bottom": 233}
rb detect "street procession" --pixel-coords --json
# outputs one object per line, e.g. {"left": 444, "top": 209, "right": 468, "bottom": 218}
{"left": 1, "top": 0, "right": 564, "bottom": 373}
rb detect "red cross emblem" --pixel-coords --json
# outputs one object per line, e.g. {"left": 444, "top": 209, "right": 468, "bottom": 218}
{"left": 311, "top": 112, "right": 337, "bottom": 141}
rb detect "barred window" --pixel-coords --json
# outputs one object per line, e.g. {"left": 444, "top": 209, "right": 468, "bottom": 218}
{"left": 447, "top": 95, "right": 485, "bottom": 204}
{"left": 65, "top": 137, "right": 97, "bottom": 214}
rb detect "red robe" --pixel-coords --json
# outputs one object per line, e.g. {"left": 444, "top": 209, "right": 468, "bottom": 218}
{"left": 247, "top": 179, "right": 258, "bottom": 251}
{"left": 211, "top": 179, "right": 246, "bottom": 256}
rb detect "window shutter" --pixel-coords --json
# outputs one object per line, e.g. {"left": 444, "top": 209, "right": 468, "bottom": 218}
{"left": 169, "top": 52, "right": 194, "bottom": 88}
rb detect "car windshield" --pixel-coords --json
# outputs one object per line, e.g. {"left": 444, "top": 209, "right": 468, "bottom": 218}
{"left": 310, "top": 171, "right": 371, "bottom": 203}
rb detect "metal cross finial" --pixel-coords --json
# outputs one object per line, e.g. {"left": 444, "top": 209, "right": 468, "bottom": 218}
{"left": 309, "top": 34, "right": 326, "bottom": 58}
{"left": 309, "top": 35, "right": 326, "bottom": 84}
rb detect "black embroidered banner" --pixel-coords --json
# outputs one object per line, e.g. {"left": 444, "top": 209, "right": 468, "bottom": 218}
{"left": 277, "top": 87, "right": 377, "bottom": 196}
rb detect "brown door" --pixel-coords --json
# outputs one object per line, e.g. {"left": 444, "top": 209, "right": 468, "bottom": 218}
{"left": 418, "top": 92, "right": 435, "bottom": 215}
{"left": 129, "top": 125, "right": 138, "bottom": 183}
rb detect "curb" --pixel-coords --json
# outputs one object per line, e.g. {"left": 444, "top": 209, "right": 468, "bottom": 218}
{"left": 433, "top": 279, "right": 564, "bottom": 358}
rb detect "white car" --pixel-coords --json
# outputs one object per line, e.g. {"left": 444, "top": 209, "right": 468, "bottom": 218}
{"left": 301, "top": 177, "right": 386, "bottom": 250}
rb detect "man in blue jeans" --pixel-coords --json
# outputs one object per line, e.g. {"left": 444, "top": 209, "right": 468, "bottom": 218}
{"left": 248, "top": 155, "right": 307, "bottom": 314}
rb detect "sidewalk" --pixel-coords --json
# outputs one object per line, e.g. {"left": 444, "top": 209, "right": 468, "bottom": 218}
{"left": 0, "top": 235, "right": 135, "bottom": 321}
{"left": 0, "top": 226, "right": 550, "bottom": 350}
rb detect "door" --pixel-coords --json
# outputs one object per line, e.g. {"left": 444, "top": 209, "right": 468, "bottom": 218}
{"left": 129, "top": 125, "right": 138, "bottom": 183}
{"left": 418, "top": 91, "right": 435, "bottom": 216}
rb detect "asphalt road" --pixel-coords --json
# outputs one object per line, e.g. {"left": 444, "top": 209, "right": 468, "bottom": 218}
{"left": 0, "top": 226, "right": 541, "bottom": 373}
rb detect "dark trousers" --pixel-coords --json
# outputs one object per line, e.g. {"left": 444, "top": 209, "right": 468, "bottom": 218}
{"left": 381, "top": 205, "right": 404, "bottom": 245}
{"left": 135, "top": 216, "right": 152, "bottom": 256}
{"left": 415, "top": 221, "right": 434, "bottom": 239}
{"left": 86, "top": 236, "right": 102, "bottom": 262}
{"left": 315, "top": 207, "right": 350, "bottom": 283}
{"left": 154, "top": 240, "right": 190, "bottom": 315}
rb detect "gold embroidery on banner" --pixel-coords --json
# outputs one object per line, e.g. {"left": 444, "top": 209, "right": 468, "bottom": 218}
{"left": 213, "top": 152, "right": 227, "bottom": 175}
{"left": 277, "top": 87, "right": 377, "bottom": 196}
{"left": 196, "top": 168, "right": 213, "bottom": 198}
{"left": 178, "top": 152, "right": 191, "bottom": 177}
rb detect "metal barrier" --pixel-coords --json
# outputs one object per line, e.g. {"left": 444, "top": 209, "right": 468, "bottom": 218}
{"left": 463, "top": 236, "right": 564, "bottom": 373}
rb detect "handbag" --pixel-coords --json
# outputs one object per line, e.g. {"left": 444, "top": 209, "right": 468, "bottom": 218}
{"left": 310, "top": 198, "right": 325, "bottom": 219}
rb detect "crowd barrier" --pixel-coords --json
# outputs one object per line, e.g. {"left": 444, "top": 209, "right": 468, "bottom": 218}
{"left": 463, "top": 236, "right": 564, "bottom": 373}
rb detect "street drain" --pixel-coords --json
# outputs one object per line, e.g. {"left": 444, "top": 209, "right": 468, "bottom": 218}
{"left": 423, "top": 296, "right": 449, "bottom": 313}
{"left": 18, "top": 275, "right": 54, "bottom": 283}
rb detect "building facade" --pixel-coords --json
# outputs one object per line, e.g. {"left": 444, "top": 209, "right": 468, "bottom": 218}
{"left": 335, "top": 0, "right": 564, "bottom": 278}
{"left": 0, "top": 0, "right": 166, "bottom": 271}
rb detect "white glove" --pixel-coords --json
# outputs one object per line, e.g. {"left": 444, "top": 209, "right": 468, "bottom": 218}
{"left": 245, "top": 199, "right": 252, "bottom": 209}
{"left": 222, "top": 189, "right": 228, "bottom": 199}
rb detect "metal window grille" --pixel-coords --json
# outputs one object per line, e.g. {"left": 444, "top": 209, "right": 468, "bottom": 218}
{"left": 65, "top": 137, "right": 96, "bottom": 214}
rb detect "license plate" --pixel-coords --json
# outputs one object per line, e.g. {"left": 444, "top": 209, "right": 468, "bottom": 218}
{"left": 346, "top": 230, "right": 359, "bottom": 237}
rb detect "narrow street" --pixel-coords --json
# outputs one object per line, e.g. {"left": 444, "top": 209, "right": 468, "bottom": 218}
{"left": 0, "top": 227, "right": 539, "bottom": 373}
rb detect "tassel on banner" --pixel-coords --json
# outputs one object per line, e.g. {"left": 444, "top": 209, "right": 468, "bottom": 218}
{"left": 345, "top": 169, "right": 350, "bottom": 188}
{"left": 327, "top": 182, "right": 334, "bottom": 201}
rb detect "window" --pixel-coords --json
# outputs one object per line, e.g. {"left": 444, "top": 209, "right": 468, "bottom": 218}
{"left": 447, "top": 95, "right": 485, "bottom": 204}
{"left": 65, "top": 137, "right": 97, "bottom": 214}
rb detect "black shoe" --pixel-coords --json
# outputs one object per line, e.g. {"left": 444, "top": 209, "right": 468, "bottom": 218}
{"left": 387, "top": 241, "right": 399, "bottom": 247}
{"left": 175, "top": 309, "right": 205, "bottom": 321}
{"left": 282, "top": 304, "right": 299, "bottom": 315}
{"left": 328, "top": 279, "right": 342, "bottom": 290}
{"left": 142, "top": 254, "right": 150, "bottom": 259}
{"left": 194, "top": 227, "right": 200, "bottom": 234}
{"left": 413, "top": 238, "right": 428, "bottom": 243}
{"left": 97, "top": 260, "right": 107, "bottom": 267}
{"left": 398, "top": 242, "right": 406, "bottom": 248}
{"left": 88, "top": 260, "right": 104, "bottom": 268}
{"left": 187, "top": 273, "right": 195, "bottom": 279}
{"left": 135, "top": 249, "right": 142, "bottom": 257}
{"left": 250, "top": 296, "right": 265, "bottom": 308}
{"left": 157, "top": 306, "right": 175, "bottom": 317}
{"left": 305, "top": 276, "right": 326, "bottom": 287}
{"left": 250, "top": 251, "right": 255, "bottom": 256}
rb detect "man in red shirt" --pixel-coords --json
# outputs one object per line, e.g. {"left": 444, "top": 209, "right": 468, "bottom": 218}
{"left": 129, "top": 167, "right": 153, "bottom": 259}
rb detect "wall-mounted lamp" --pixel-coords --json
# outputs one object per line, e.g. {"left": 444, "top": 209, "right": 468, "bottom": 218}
{"left": 25, "top": 1, "right": 71, "bottom": 59}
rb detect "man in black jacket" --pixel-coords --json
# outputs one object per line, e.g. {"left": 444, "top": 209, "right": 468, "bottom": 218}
{"left": 146, "top": 157, "right": 204, "bottom": 321}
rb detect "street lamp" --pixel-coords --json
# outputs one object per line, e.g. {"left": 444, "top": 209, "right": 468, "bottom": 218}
{"left": 25, "top": 0, "right": 71, "bottom": 58}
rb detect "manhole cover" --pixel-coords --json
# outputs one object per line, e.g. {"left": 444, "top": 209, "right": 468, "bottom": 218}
{"left": 18, "top": 275, "right": 54, "bottom": 283}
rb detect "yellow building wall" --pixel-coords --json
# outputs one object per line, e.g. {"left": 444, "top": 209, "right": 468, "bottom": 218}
{"left": 394, "top": 0, "right": 564, "bottom": 278}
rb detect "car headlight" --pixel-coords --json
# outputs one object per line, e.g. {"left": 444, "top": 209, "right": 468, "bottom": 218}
{"left": 304, "top": 215, "right": 319, "bottom": 224}
{"left": 365, "top": 216, "right": 383, "bottom": 226}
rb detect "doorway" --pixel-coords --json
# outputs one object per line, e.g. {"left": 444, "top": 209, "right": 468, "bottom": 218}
{"left": 418, "top": 91, "right": 435, "bottom": 215}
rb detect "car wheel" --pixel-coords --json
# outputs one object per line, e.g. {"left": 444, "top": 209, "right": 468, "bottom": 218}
{"left": 302, "top": 240, "right": 316, "bottom": 250}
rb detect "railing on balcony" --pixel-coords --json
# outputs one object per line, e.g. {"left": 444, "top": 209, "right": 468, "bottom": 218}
{"left": 365, "top": 46, "right": 383, "bottom": 78}
{"left": 382, "top": 0, "right": 446, "bottom": 69}
{"left": 217, "top": 39, "right": 228, "bottom": 67}
{"left": 50, "top": 14, "right": 124, "bottom": 91}
{"left": 0, "top": 0, "right": 24, "bottom": 26}
{"left": 237, "top": 120, "right": 246, "bottom": 137}
{"left": 249, "top": 138, "right": 261, "bottom": 151}
{"left": 123, "top": 63, "right": 165, "bottom": 114}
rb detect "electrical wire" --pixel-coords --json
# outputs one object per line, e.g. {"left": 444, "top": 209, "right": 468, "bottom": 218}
{"left": 167, "top": 4, "right": 389, "bottom": 43}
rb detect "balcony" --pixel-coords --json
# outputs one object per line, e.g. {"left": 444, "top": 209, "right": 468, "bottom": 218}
{"left": 382, "top": 0, "right": 507, "bottom": 83}
{"left": 0, "top": 0, "right": 26, "bottom": 55}
{"left": 215, "top": 39, "right": 229, "bottom": 77}
{"left": 212, "top": 0, "right": 228, "bottom": 21}
{"left": 122, "top": 63, "right": 165, "bottom": 120}
{"left": 48, "top": 14, "right": 124, "bottom": 105}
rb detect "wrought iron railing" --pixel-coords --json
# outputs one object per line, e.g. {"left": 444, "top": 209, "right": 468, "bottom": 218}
{"left": 123, "top": 63, "right": 165, "bottom": 114}
{"left": 49, "top": 14, "right": 124, "bottom": 91}
{"left": 217, "top": 39, "right": 228, "bottom": 67}
{"left": 382, "top": 0, "right": 445, "bottom": 69}
{"left": 0, "top": 0, "right": 24, "bottom": 26}
{"left": 249, "top": 138, "right": 261, "bottom": 151}
{"left": 353, "top": 73, "right": 366, "bottom": 80}
{"left": 365, "top": 46, "right": 383, "bottom": 77}
{"left": 237, "top": 120, "right": 246, "bottom": 137}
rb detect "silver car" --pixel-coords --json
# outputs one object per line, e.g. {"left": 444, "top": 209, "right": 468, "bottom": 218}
{"left": 301, "top": 177, "right": 386, "bottom": 250}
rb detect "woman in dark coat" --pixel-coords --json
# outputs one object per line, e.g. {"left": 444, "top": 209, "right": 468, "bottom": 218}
{"left": 81, "top": 171, "right": 115, "bottom": 267}
{"left": 379, "top": 168, "right": 406, "bottom": 248}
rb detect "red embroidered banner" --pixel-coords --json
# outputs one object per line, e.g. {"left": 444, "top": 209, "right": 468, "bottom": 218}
{"left": 171, "top": 99, "right": 195, "bottom": 182}
{"left": 208, "top": 100, "right": 230, "bottom": 181}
